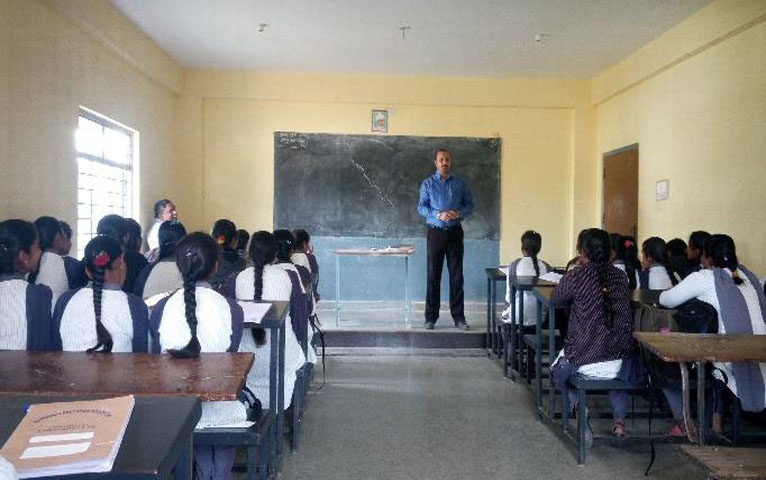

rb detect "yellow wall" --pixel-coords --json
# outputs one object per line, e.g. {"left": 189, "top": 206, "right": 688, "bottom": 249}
{"left": 177, "top": 72, "right": 596, "bottom": 266}
{"left": 594, "top": 0, "right": 766, "bottom": 272}
{"left": 1, "top": 0, "right": 182, "bottom": 253}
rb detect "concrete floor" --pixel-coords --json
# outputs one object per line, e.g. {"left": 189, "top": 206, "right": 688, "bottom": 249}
{"left": 282, "top": 354, "right": 705, "bottom": 480}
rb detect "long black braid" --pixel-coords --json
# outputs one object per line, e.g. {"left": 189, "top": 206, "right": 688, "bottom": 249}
{"left": 584, "top": 229, "right": 614, "bottom": 329}
{"left": 169, "top": 233, "right": 218, "bottom": 358}
{"left": 521, "top": 230, "right": 542, "bottom": 277}
{"left": 84, "top": 235, "right": 123, "bottom": 353}
{"left": 248, "top": 231, "right": 276, "bottom": 346}
{"left": 707, "top": 234, "right": 744, "bottom": 285}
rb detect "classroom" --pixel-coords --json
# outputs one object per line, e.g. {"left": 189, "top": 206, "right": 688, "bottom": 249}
{"left": 1, "top": 0, "right": 765, "bottom": 479}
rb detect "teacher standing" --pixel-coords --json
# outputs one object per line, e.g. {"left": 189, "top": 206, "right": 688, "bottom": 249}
{"left": 418, "top": 149, "right": 474, "bottom": 330}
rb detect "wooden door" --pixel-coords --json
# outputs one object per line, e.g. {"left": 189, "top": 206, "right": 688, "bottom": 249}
{"left": 603, "top": 145, "right": 638, "bottom": 237}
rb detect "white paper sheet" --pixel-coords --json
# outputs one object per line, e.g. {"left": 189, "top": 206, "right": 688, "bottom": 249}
{"left": 238, "top": 302, "right": 272, "bottom": 324}
{"left": 539, "top": 272, "right": 563, "bottom": 283}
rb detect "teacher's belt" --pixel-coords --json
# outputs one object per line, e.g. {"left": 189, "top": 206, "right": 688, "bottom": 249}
{"left": 427, "top": 223, "right": 462, "bottom": 232}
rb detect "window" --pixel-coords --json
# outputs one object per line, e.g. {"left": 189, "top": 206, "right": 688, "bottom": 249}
{"left": 75, "top": 108, "right": 138, "bottom": 257}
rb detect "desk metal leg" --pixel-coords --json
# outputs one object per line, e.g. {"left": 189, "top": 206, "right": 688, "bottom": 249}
{"left": 697, "top": 361, "right": 706, "bottom": 446}
{"left": 404, "top": 256, "right": 411, "bottom": 328}
{"left": 548, "top": 304, "right": 556, "bottom": 420}
{"left": 489, "top": 280, "right": 497, "bottom": 356}
{"left": 268, "top": 328, "right": 278, "bottom": 475}
{"left": 680, "top": 362, "right": 699, "bottom": 444}
{"left": 277, "top": 326, "right": 286, "bottom": 459}
{"left": 335, "top": 255, "right": 340, "bottom": 327}
{"left": 486, "top": 277, "right": 492, "bottom": 357}
{"left": 519, "top": 290, "right": 526, "bottom": 374}
{"left": 509, "top": 284, "right": 517, "bottom": 377}
{"left": 535, "top": 300, "right": 543, "bottom": 418}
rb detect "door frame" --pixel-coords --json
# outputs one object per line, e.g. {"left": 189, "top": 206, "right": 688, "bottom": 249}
{"left": 601, "top": 143, "right": 639, "bottom": 232}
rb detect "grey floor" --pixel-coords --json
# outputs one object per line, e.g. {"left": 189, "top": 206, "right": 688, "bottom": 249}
{"left": 282, "top": 354, "right": 705, "bottom": 480}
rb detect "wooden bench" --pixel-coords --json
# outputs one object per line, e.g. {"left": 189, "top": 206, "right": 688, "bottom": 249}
{"left": 681, "top": 445, "right": 766, "bottom": 479}
{"left": 194, "top": 409, "right": 272, "bottom": 480}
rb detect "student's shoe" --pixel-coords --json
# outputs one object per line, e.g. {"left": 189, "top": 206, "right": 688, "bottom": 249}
{"left": 455, "top": 321, "right": 470, "bottom": 331}
{"left": 667, "top": 421, "right": 686, "bottom": 437}
{"left": 612, "top": 421, "right": 627, "bottom": 438}
{"left": 424, "top": 321, "right": 435, "bottom": 330}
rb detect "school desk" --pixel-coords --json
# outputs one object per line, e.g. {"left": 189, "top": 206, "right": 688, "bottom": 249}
{"left": 0, "top": 395, "right": 201, "bottom": 479}
{"left": 242, "top": 300, "right": 288, "bottom": 474}
{"left": 333, "top": 247, "right": 414, "bottom": 327}
{"left": 505, "top": 276, "right": 556, "bottom": 380}
{"left": 635, "top": 332, "right": 766, "bottom": 446}
{"left": 0, "top": 351, "right": 253, "bottom": 402}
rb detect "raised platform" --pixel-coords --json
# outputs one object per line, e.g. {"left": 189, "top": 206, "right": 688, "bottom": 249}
{"left": 323, "top": 328, "right": 485, "bottom": 349}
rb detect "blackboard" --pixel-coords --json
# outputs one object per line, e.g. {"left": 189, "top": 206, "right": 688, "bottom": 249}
{"left": 273, "top": 133, "right": 500, "bottom": 240}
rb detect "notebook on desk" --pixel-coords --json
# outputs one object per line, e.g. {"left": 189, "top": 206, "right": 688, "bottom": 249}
{"left": 0, "top": 396, "right": 134, "bottom": 478}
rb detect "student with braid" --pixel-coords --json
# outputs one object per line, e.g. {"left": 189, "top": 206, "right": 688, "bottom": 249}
{"left": 503, "top": 230, "right": 551, "bottom": 326}
{"left": 610, "top": 234, "right": 639, "bottom": 289}
{"left": 53, "top": 235, "right": 148, "bottom": 353}
{"left": 551, "top": 228, "right": 636, "bottom": 441}
{"left": 660, "top": 234, "right": 766, "bottom": 435}
{"left": 227, "top": 231, "right": 306, "bottom": 411}
{"left": 639, "top": 237, "right": 679, "bottom": 290}
{"left": 210, "top": 219, "right": 247, "bottom": 290}
{"left": 149, "top": 232, "right": 244, "bottom": 479}
{"left": 97, "top": 215, "right": 148, "bottom": 294}
{"left": 32, "top": 216, "right": 84, "bottom": 305}
{"left": 133, "top": 221, "right": 186, "bottom": 300}
{"left": 0, "top": 220, "right": 56, "bottom": 351}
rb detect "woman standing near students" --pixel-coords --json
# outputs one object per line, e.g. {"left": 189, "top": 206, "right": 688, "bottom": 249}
{"left": 551, "top": 228, "right": 636, "bottom": 440}
{"left": 54, "top": 235, "right": 148, "bottom": 353}
{"left": 640, "top": 237, "right": 678, "bottom": 289}
{"left": 227, "top": 231, "right": 306, "bottom": 411}
{"left": 149, "top": 232, "right": 244, "bottom": 479}
{"left": 660, "top": 234, "right": 766, "bottom": 433}
{"left": 0, "top": 220, "right": 55, "bottom": 351}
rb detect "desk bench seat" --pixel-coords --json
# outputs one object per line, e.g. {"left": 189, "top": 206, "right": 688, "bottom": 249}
{"left": 194, "top": 409, "right": 272, "bottom": 480}
{"left": 681, "top": 445, "right": 766, "bottom": 479}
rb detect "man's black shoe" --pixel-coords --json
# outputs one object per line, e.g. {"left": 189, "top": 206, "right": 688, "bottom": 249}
{"left": 455, "top": 321, "right": 470, "bottom": 331}
{"left": 424, "top": 321, "right": 435, "bottom": 330}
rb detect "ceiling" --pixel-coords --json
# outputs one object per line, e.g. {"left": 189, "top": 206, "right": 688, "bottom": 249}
{"left": 111, "top": 0, "right": 713, "bottom": 78}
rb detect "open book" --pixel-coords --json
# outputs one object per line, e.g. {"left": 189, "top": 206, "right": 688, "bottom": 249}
{"left": 0, "top": 396, "right": 134, "bottom": 478}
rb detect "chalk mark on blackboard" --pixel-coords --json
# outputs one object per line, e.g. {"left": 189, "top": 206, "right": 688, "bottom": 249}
{"left": 348, "top": 156, "right": 396, "bottom": 209}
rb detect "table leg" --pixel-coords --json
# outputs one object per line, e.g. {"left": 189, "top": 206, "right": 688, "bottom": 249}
{"left": 404, "top": 256, "right": 411, "bottom": 328}
{"left": 486, "top": 277, "right": 492, "bottom": 357}
{"left": 697, "top": 361, "right": 706, "bottom": 446}
{"left": 535, "top": 298, "right": 543, "bottom": 418}
{"left": 277, "top": 325, "right": 286, "bottom": 459}
{"left": 680, "top": 362, "right": 699, "bottom": 443}
{"left": 509, "top": 284, "right": 517, "bottom": 376}
{"left": 335, "top": 255, "right": 340, "bottom": 327}
{"left": 269, "top": 328, "right": 278, "bottom": 475}
{"left": 519, "top": 289, "right": 526, "bottom": 373}
{"left": 548, "top": 303, "right": 556, "bottom": 420}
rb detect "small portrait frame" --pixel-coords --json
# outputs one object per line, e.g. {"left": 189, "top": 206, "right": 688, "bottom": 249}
{"left": 371, "top": 109, "right": 388, "bottom": 133}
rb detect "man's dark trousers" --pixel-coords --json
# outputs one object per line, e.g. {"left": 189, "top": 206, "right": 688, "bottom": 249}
{"left": 425, "top": 225, "right": 465, "bottom": 324}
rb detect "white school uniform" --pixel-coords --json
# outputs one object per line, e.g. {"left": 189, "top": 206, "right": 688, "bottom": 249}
{"left": 503, "top": 256, "right": 549, "bottom": 327}
{"left": 644, "top": 265, "right": 677, "bottom": 290}
{"left": 234, "top": 265, "right": 306, "bottom": 410}
{"left": 613, "top": 261, "right": 640, "bottom": 287}
{"left": 54, "top": 284, "right": 149, "bottom": 353}
{"left": 35, "top": 251, "right": 70, "bottom": 309}
{"left": 290, "top": 253, "right": 318, "bottom": 362}
{"left": 150, "top": 283, "right": 245, "bottom": 428}
{"left": 0, "top": 275, "right": 54, "bottom": 351}
{"left": 660, "top": 269, "right": 766, "bottom": 400}
{"left": 135, "top": 261, "right": 184, "bottom": 300}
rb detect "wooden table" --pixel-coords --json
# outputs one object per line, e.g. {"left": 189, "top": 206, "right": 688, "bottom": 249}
{"left": 681, "top": 445, "right": 766, "bottom": 479}
{"left": 0, "top": 395, "right": 201, "bottom": 479}
{"left": 635, "top": 332, "right": 766, "bottom": 445}
{"left": 333, "top": 247, "right": 414, "bottom": 328}
{"left": 484, "top": 267, "right": 506, "bottom": 358}
{"left": 243, "top": 300, "right": 288, "bottom": 475}
{"left": 0, "top": 351, "right": 253, "bottom": 402}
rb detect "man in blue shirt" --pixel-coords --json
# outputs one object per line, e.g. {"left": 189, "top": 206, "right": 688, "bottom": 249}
{"left": 418, "top": 149, "right": 474, "bottom": 330}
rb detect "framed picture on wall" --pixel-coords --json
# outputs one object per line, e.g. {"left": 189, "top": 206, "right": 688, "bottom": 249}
{"left": 371, "top": 110, "right": 388, "bottom": 133}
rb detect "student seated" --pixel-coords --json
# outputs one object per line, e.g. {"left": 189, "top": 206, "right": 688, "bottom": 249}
{"left": 502, "top": 230, "right": 551, "bottom": 325}
{"left": 210, "top": 219, "right": 247, "bottom": 291}
{"left": 124, "top": 218, "right": 144, "bottom": 256}
{"left": 0, "top": 220, "right": 55, "bottom": 351}
{"left": 293, "top": 228, "right": 320, "bottom": 360}
{"left": 97, "top": 214, "right": 148, "bottom": 294}
{"left": 667, "top": 238, "right": 689, "bottom": 280}
{"left": 31, "top": 216, "right": 84, "bottom": 305}
{"left": 272, "top": 229, "right": 311, "bottom": 354}
{"left": 610, "top": 234, "right": 639, "bottom": 289}
{"left": 149, "top": 232, "right": 245, "bottom": 479}
{"left": 235, "top": 229, "right": 250, "bottom": 262}
{"left": 133, "top": 221, "right": 186, "bottom": 300}
{"left": 54, "top": 235, "right": 148, "bottom": 353}
{"left": 685, "top": 230, "right": 711, "bottom": 277}
{"left": 660, "top": 234, "right": 766, "bottom": 434}
{"left": 640, "top": 237, "right": 679, "bottom": 289}
{"left": 551, "top": 228, "right": 637, "bottom": 440}
{"left": 227, "top": 231, "right": 306, "bottom": 411}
